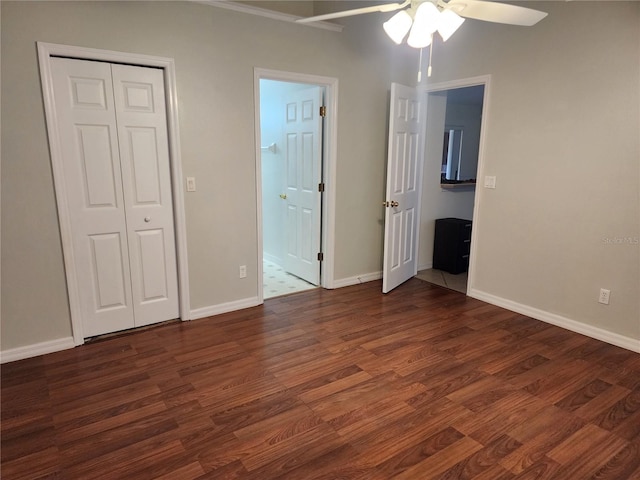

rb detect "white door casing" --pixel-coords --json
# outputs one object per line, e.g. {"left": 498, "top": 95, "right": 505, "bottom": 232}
{"left": 421, "top": 75, "right": 492, "bottom": 297}
{"left": 382, "top": 83, "right": 426, "bottom": 293}
{"left": 39, "top": 42, "right": 190, "bottom": 346}
{"left": 254, "top": 68, "right": 338, "bottom": 302}
{"left": 283, "top": 86, "right": 323, "bottom": 285}
{"left": 50, "top": 57, "right": 179, "bottom": 337}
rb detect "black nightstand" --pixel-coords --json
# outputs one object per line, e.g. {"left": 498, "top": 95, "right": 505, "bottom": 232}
{"left": 433, "top": 218, "right": 472, "bottom": 274}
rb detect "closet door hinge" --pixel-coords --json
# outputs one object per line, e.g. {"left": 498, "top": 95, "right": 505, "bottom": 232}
{"left": 317, "top": 252, "right": 324, "bottom": 262}
{"left": 319, "top": 105, "right": 327, "bottom": 117}
{"left": 318, "top": 183, "right": 325, "bottom": 193}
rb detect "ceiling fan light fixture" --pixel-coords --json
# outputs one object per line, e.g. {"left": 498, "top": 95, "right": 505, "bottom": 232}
{"left": 407, "top": 29, "right": 432, "bottom": 49}
{"left": 407, "top": 2, "right": 439, "bottom": 48}
{"left": 413, "top": 2, "right": 441, "bottom": 33}
{"left": 437, "top": 9, "right": 465, "bottom": 41}
{"left": 383, "top": 10, "right": 413, "bottom": 44}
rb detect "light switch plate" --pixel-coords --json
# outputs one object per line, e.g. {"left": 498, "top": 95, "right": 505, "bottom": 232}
{"left": 484, "top": 176, "right": 496, "bottom": 189}
{"left": 186, "top": 177, "right": 196, "bottom": 192}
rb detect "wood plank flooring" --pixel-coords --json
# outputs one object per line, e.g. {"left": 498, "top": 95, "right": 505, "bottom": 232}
{"left": 2, "top": 278, "right": 640, "bottom": 479}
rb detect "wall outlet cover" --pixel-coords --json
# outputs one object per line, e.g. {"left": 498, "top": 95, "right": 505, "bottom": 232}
{"left": 598, "top": 288, "right": 610, "bottom": 305}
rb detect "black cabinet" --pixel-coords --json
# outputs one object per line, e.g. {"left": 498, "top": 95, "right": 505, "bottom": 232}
{"left": 433, "top": 218, "right": 472, "bottom": 274}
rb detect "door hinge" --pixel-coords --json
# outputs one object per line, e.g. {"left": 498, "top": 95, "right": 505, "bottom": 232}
{"left": 319, "top": 105, "right": 327, "bottom": 117}
{"left": 318, "top": 183, "right": 325, "bottom": 192}
{"left": 317, "top": 252, "right": 324, "bottom": 262}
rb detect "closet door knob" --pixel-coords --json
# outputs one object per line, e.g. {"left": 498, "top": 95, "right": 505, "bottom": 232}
{"left": 144, "top": 216, "right": 151, "bottom": 223}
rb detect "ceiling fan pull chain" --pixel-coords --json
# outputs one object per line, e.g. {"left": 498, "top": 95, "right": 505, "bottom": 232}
{"left": 417, "top": 47, "right": 424, "bottom": 83}
{"left": 428, "top": 36, "right": 434, "bottom": 77}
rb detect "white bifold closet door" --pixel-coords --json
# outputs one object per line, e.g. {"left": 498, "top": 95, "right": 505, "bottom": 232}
{"left": 51, "top": 57, "right": 179, "bottom": 337}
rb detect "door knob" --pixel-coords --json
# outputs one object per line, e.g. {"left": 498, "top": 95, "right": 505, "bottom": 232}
{"left": 279, "top": 194, "right": 287, "bottom": 200}
{"left": 144, "top": 216, "right": 151, "bottom": 223}
{"left": 390, "top": 201, "right": 399, "bottom": 207}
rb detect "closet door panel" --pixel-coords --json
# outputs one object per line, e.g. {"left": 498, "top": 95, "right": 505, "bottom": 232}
{"left": 51, "top": 57, "right": 135, "bottom": 337}
{"left": 112, "top": 64, "right": 179, "bottom": 327}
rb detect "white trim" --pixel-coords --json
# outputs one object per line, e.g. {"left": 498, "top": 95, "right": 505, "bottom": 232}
{"left": 332, "top": 271, "right": 383, "bottom": 289}
{"left": 418, "top": 262, "right": 433, "bottom": 271}
{"left": 262, "top": 252, "right": 282, "bottom": 266}
{"left": 190, "top": 297, "right": 261, "bottom": 320}
{"left": 469, "top": 288, "right": 640, "bottom": 354}
{"left": 196, "top": 0, "right": 344, "bottom": 32}
{"left": 37, "top": 42, "right": 191, "bottom": 346}
{"left": 1, "top": 337, "right": 75, "bottom": 364}
{"left": 420, "top": 75, "right": 492, "bottom": 298}
{"left": 420, "top": 75, "right": 491, "bottom": 94}
{"left": 254, "top": 68, "right": 339, "bottom": 302}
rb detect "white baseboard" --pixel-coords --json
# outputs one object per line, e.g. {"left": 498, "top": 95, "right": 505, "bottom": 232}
{"left": 331, "top": 271, "right": 382, "bottom": 289}
{"left": 262, "top": 253, "right": 282, "bottom": 266}
{"left": 469, "top": 288, "right": 640, "bottom": 353}
{"left": 1, "top": 336, "right": 75, "bottom": 364}
{"left": 0, "top": 296, "right": 263, "bottom": 363}
{"left": 418, "top": 262, "right": 433, "bottom": 271}
{"left": 190, "top": 296, "right": 262, "bottom": 320}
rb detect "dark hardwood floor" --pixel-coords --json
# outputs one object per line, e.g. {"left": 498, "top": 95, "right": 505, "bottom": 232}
{"left": 2, "top": 278, "right": 640, "bottom": 479}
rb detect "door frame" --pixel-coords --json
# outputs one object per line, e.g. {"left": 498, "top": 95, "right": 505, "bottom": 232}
{"left": 38, "top": 42, "right": 191, "bottom": 345}
{"left": 419, "top": 74, "right": 491, "bottom": 294}
{"left": 254, "top": 68, "right": 338, "bottom": 301}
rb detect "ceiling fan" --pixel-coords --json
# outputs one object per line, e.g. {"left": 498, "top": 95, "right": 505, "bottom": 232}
{"left": 297, "top": 0, "right": 548, "bottom": 52}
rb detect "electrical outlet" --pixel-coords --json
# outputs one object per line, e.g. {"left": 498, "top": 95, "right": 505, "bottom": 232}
{"left": 186, "top": 177, "right": 196, "bottom": 192}
{"left": 239, "top": 265, "right": 247, "bottom": 279}
{"left": 598, "top": 288, "right": 610, "bottom": 305}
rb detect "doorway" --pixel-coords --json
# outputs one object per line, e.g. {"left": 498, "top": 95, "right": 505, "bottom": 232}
{"left": 259, "top": 79, "right": 323, "bottom": 298}
{"left": 38, "top": 43, "right": 191, "bottom": 345}
{"left": 254, "top": 69, "right": 338, "bottom": 301}
{"left": 416, "top": 78, "right": 489, "bottom": 295}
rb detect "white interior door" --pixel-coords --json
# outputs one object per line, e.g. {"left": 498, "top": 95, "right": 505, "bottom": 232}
{"left": 382, "top": 83, "right": 425, "bottom": 293}
{"left": 283, "top": 86, "right": 323, "bottom": 285}
{"left": 51, "top": 57, "right": 179, "bottom": 337}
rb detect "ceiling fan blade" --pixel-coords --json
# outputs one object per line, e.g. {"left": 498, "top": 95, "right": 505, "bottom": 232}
{"left": 445, "top": 0, "right": 547, "bottom": 26}
{"left": 296, "top": 1, "right": 410, "bottom": 24}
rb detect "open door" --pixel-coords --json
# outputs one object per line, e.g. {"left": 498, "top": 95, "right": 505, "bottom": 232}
{"left": 283, "top": 86, "right": 323, "bottom": 285}
{"left": 382, "top": 83, "right": 426, "bottom": 293}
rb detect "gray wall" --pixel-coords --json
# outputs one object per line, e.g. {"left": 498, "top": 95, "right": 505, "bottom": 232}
{"left": 0, "top": 1, "right": 416, "bottom": 350}
{"left": 427, "top": 1, "right": 639, "bottom": 340}
{"left": 2, "top": 1, "right": 639, "bottom": 352}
